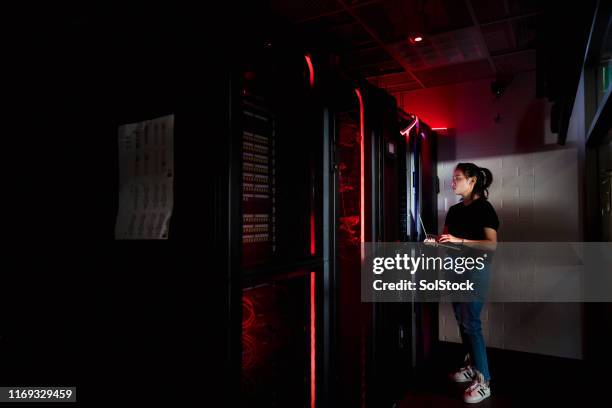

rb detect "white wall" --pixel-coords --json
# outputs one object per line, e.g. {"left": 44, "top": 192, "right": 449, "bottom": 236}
{"left": 393, "top": 71, "right": 584, "bottom": 359}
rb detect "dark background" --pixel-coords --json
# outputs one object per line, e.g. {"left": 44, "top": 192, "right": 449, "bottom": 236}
{"left": 2, "top": 1, "right": 606, "bottom": 405}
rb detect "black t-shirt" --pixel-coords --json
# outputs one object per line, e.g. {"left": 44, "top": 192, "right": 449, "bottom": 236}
{"left": 444, "top": 198, "right": 499, "bottom": 240}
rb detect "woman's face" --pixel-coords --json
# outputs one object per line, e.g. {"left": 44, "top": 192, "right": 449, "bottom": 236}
{"left": 451, "top": 168, "right": 475, "bottom": 197}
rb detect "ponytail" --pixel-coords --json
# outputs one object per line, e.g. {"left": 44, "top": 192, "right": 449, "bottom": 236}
{"left": 456, "top": 162, "right": 493, "bottom": 199}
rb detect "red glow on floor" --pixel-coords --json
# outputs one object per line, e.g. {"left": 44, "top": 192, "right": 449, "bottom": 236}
{"left": 310, "top": 271, "right": 316, "bottom": 408}
{"left": 355, "top": 88, "right": 365, "bottom": 245}
{"left": 305, "top": 54, "right": 315, "bottom": 88}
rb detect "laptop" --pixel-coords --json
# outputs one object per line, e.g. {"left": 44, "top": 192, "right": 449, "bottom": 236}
{"left": 419, "top": 214, "right": 461, "bottom": 251}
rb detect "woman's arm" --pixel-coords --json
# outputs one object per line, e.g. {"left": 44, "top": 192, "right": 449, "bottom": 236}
{"left": 464, "top": 227, "right": 497, "bottom": 251}
{"left": 438, "top": 227, "right": 497, "bottom": 251}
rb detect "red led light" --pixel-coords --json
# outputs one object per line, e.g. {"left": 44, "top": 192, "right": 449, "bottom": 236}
{"left": 310, "top": 271, "right": 316, "bottom": 408}
{"left": 305, "top": 54, "right": 315, "bottom": 88}
{"left": 310, "top": 213, "right": 315, "bottom": 256}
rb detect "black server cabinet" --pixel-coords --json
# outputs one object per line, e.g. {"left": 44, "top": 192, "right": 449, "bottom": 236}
{"left": 365, "top": 105, "right": 440, "bottom": 407}
{"left": 322, "top": 76, "right": 395, "bottom": 408}
{"left": 229, "top": 43, "right": 328, "bottom": 408}
{"left": 402, "top": 112, "right": 440, "bottom": 375}
{"left": 366, "top": 89, "right": 415, "bottom": 408}
{"left": 325, "top": 82, "right": 439, "bottom": 408}
{"left": 330, "top": 80, "right": 367, "bottom": 408}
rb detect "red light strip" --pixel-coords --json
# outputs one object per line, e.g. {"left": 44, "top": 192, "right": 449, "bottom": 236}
{"left": 400, "top": 115, "right": 418, "bottom": 139}
{"left": 310, "top": 271, "right": 316, "bottom": 408}
{"left": 310, "top": 153, "right": 316, "bottom": 256}
{"left": 432, "top": 127, "right": 447, "bottom": 130}
{"left": 355, "top": 88, "right": 365, "bottom": 246}
{"left": 305, "top": 54, "right": 315, "bottom": 88}
{"left": 310, "top": 213, "right": 316, "bottom": 256}
{"left": 309, "top": 150, "right": 316, "bottom": 407}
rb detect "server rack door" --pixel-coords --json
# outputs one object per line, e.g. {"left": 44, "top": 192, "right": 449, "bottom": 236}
{"left": 405, "top": 122, "right": 439, "bottom": 373}
{"left": 334, "top": 90, "right": 365, "bottom": 408}
{"left": 235, "top": 48, "right": 326, "bottom": 408}
{"left": 416, "top": 125, "right": 439, "bottom": 365}
{"left": 332, "top": 85, "right": 406, "bottom": 408}
{"left": 367, "top": 91, "right": 416, "bottom": 408}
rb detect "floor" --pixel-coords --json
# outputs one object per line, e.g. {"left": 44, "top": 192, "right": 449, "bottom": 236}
{"left": 396, "top": 342, "right": 598, "bottom": 407}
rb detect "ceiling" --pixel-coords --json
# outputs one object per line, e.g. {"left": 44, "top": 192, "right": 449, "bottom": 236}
{"left": 270, "top": 0, "right": 541, "bottom": 91}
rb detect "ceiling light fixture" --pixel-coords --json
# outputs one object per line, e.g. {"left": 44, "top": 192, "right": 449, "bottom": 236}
{"left": 408, "top": 35, "right": 424, "bottom": 45}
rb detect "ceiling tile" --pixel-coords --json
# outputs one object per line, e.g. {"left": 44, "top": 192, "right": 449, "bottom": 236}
{"left": 482, "top": 22, "right": 516, "bottom": 53}
{"left": 508, "top": 0, "right": 539, "bottom": 15}
{"left": 413, "top": 59, "right": 495, "bottom": 87}
{"left": 512, "top": 15, "right": 537, "bottom": 48}
{"left": 270, "top": 0, "right": 341, "bottom": 23}
{"left": 368, "top": 72, "right": 422, "bottom": 92}
{"left": 493, "top": 49, "right": 536, "bottom": 75}
{"left": 470, "top": 0, "right": 507, "bottom": 23}
{"left": 390, "top": 27, "right": 487, "bottom": 70}
{"left": 352, "top": 1, "right": 410, "bottom": 44}
{"left": 425, "top": 0, "right": 474, "bottom": 33}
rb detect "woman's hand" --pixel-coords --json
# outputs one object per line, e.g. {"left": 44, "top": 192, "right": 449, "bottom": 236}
{"left": 438, "top": 233, "right": 462, "bottom": 243}
{"left": 423, "top": 236, "right": 437, "bottom": 245}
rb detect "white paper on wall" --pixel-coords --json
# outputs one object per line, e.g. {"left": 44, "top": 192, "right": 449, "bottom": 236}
{"left": 115, "top": 114, "right": 174, "bottom": 239}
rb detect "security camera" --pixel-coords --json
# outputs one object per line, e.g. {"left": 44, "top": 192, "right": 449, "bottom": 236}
{"left": 491, "top": 79, "right": 506, "bottom": 97}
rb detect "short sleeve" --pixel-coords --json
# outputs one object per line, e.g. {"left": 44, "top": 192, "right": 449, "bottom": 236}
{"left": 482, "top": 201, "right": 499, "bottom": 230}
{"left": 444, "top": 205, "right": 454, "bottom": 228}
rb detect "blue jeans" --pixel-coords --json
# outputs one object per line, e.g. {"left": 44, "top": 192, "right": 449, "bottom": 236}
{"left": 452, "top": 301, "right": 490, "bottom": 381}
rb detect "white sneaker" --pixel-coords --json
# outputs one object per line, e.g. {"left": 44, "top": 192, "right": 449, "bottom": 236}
{"left": 463, "top": 380, "right": 491, "bottom": 404}
{"left": 449, "top": 365, "right": 475, "bottom": 383}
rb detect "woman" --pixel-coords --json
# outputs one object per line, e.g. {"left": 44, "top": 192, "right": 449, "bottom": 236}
{"left": 433, "top": 162, "right": 499, "bottom": 404}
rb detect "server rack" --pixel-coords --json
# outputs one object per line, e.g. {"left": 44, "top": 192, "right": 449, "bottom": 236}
{"left": 329, "top": 80, "right": 368, "bottom": 408}
{"left": 227, "top": 41, "right": 330, "bottom": 408}
{"left": 220, "top": 35, "right": 440, "bottom": 408}
{"left": 322, "top": 79, "right": 439, "bottom": 407}
{"left": 365, "top": 105, "right": 440, "bottom": 407}
{"left": 401, "top": 110, "right": 440, "bottom": 376}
